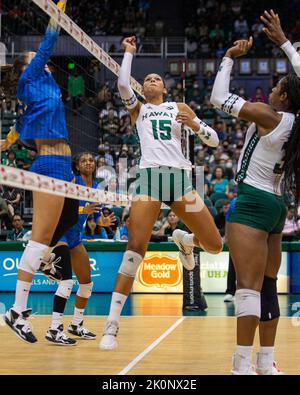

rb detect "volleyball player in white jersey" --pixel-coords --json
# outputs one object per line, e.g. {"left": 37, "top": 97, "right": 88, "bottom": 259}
{"left": 100, "top": 36, "right": 223, "bottom": 350}
{"left": 210, "top": 29, "right": 300, "bottom": 374}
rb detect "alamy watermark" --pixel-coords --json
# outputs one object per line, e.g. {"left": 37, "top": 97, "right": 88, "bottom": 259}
{"left": 97, "top": 158, "right": 205, "bottom": 211}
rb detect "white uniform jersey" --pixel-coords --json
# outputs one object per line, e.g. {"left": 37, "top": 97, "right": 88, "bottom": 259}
{"left": 136, "top": 102, "right": 192, "bottom": 170}
{"left": 236, "top": 112, "right": 295, "bottom": 195}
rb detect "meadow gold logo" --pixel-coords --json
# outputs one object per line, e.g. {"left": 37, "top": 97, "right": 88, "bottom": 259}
{"left": 138, "top": 252, "right": 182, "bottom": 288}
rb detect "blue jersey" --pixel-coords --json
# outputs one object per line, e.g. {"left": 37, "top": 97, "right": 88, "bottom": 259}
{"left": 74, "top": 175, "right": 102, "bottom": 232}
{"left": 16, "top": 26, "right": 69, "bottom": 150}
{"left": 59, "top": 175, "right": 102, "bottom": 249}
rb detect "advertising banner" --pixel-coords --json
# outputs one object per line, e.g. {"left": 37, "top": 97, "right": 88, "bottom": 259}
{"left": 0, "top": 250, "right": 123, "bottom": 292}
{"left": 133, "top": 251, "right": 183, "bottom": 293}
{"left": 0, "top": 248, "right": 290, "bottom": 293}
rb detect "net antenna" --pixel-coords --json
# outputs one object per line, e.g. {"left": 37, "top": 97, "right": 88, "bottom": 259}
{"left": 31, "top": 0, "right": 145, "bottom": 99}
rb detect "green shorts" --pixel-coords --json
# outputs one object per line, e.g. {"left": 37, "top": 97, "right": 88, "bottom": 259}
{"left": 228, "top": 183, "right": 287, "bottom": 234}
{"left": 133, "top": 167, "right": 193, "bottom": 205}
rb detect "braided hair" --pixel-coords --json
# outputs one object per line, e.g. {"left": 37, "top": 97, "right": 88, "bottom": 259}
{"left": 280, "top": 74, "right": 300, "bottom": 206}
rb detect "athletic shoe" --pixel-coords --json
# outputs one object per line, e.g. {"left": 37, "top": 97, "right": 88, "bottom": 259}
{"left": 45, "top": 324, "right": 77, "bottom": 346}
{"left": 172, "top": 229, "right": 195, "bottom": 270}
{"left": 99, "top": 320, "right": 119, "bottom": 350}
{"left": 224, "top": 294, "right": 235, "bottom": 302}
{"left": 68, "top": 321, "right": 96, "bottom": 340}
{"left": 231, "top": 353, "right": 258, "bottom": 375}
{"left": 256, "top": 357, "right": 284, "bottom": 375}
{"left": 39, "top": 252, "right": 62, "bottom": 282}
{"left": 4, "top": 308, "right": 37, "bottom": 344}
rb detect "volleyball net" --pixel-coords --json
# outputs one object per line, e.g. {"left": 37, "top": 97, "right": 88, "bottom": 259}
{"left": 0, "top": 0, "right": 198, "bottom": 207}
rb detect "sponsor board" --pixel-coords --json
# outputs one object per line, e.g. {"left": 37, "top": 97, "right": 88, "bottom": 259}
{"left": 0, "top": 249, "right": 290, "bottom": 293}
{"left": 0, "top": 251, "right": 123, "bottom": 292}
{"left": 200, "top": 252, "right": 289, "bottom": 293}
{"left": 133, "top": 252, "right": 183, "bottom": 293}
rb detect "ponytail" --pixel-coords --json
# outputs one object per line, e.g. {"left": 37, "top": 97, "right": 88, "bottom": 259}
{"left": 282, "top": 115, "right": 300, "bottom": 206}
{"left": 281, "top": 74, "right": 300, "bottom": 206}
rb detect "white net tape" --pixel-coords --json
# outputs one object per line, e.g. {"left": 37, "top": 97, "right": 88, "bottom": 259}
{"left": 0, "top": 165, "right": 131, "bottom": 206}
{"left": 31, "top": 0, "right": 145, "bottom": 99}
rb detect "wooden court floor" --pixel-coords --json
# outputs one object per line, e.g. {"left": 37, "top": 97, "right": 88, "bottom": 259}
{"left": 0, "top": 315, "right": 300, "bottom": 375}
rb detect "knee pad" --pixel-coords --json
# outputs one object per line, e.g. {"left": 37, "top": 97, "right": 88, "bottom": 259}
{"left": 19, "top": 240, "right": 48, "bottom": 274}
{"left": 118, "top": 250, "right": 143, "bottom": 277}
{"left": 77, "top": 282, "right": 93, "bottom": 299}
{"left": 51, "top": 245, "right": 73, "bottom": 280}
{"left": 55, "top": 279, "right": 74, "bottom": 299}
{"left": 235, "top": 289, "right": 261, "bottom": 319}
{"left": 260, "top": 276, "right": 280, "bottom": 321}
{"left": 50, "top": 198, "right": 79, "bottom": 247}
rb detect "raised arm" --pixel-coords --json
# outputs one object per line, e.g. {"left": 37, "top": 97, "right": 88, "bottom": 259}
{"left": 21, "top": 1, "right": 67, "bottom": 82}
{"left": 261, "top": 10, "right": 300, "bottom": 77}
{"left": 210, "top": 38, "right": 281, "bottom": 134}
{"left": 176, "top": 103, "right": 219, "bottom": 147}
{"left": 118, "top": 36, "right": 142, "bottom": 125}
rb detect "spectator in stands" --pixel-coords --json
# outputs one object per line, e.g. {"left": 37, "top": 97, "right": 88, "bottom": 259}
{"left": 234, "top": 15, "right": 249, "bottom": 37}
{"left": 68, "top": 69, "right": 85, "bottom": 113}
{"left": 96, "top": 157, "right": 114, "bottom": 185}
{"left": 209, "top": 166, "right": 229, "bottom": 196}
{"left": 101, "top": 207, "right": 117, "bottom": 239}
{"left": 0, "top": 196, "right": 11, "bottom": 230}
{"left": 209, "top": 24, "right": 225, "bottom": 40}
{"left": 81, "top": 215, "right": 108, "bottom": 240}
{"left": 122, "top": 125, "right": 138, "bottom": 146}
{"left": 119, "top": 114, "right": 131, "bottom": 135}
{"left": 1, "top": 150, "right": 17, "bottom": 167}
{"left": 1, "top": 185, "right": 22, "bottom": 217}
{"left": 214, "top": 201, "right": 230, "bottom": 237}
{"left": 96, "top": 144, "right": 114, "bottom": 167}
{"left": 104, "top": 129, "right": 123, "bottom": 147}
{"left": 6, "top": 214, "right": 27, "bottom": 241}
{"left": 282, "top": 206, "right": 300, "bottom": 241}
{"left": 114, "top": 214, "right": 130, "bottom": 240}
{"left": 213, "top": 121, "right": 228, "bottom": 141}
{"left": 251, "top": 87, "right": 268, "bottom": 104}
{"left": 101, "top": 108, "right": 120, "bottom": 136}
{"left": 152, "top": 211, "right": 184, "bottom": 237}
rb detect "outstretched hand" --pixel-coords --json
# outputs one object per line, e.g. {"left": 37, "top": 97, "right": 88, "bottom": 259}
{"left": 225, "top": 37, "right": 253, "bottom": 59}
{"left": 260, "top": 10, "right": 287, "bottom": 46}
{"left": 122, "top": 36, "right": 137, "bottom": 54}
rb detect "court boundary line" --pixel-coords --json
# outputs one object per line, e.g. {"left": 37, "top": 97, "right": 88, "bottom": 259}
{"left": 118, "top": 317, "right": 186, "bottom": 375}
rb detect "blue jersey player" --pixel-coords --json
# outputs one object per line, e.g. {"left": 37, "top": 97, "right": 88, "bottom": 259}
{"left": 45, "top": 152, "right": 116, "bottom": 345}
{"left": 3, "top": 1, "right": 80, "bottom": 344}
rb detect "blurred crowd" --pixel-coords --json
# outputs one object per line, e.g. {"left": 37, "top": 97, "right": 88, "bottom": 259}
{"left": 2, "top": 0, "right": 300, "bottom": 240}
{"left": 184, "top": 0, "right": 300, "bottom": 58}
{"left": 3, "top": 0, "right": 300, "bottom": 55}
{"left": 2, "top": 0, "right": 151, "bottom": 37}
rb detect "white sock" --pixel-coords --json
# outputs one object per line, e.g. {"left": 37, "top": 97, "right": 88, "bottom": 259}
{"left": 257, "top": 346, "right": 274, "bottom": 368}
{"left": 108, "top": 292, "right": 127, "bottom": 323}
{"left": 51, "top": 312, "right": 63, "bottom": 329}
{"left": 236, "top": 345, "right": 253, "bottom": 360}
{"left": 72, "top": 307, "right": 84, "bottom": 326}
{"left": 13, "top": 280, "right": 32, "bottom": 314}
{"left": 183, "top": 233, "right": 194, "bottom": 247}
